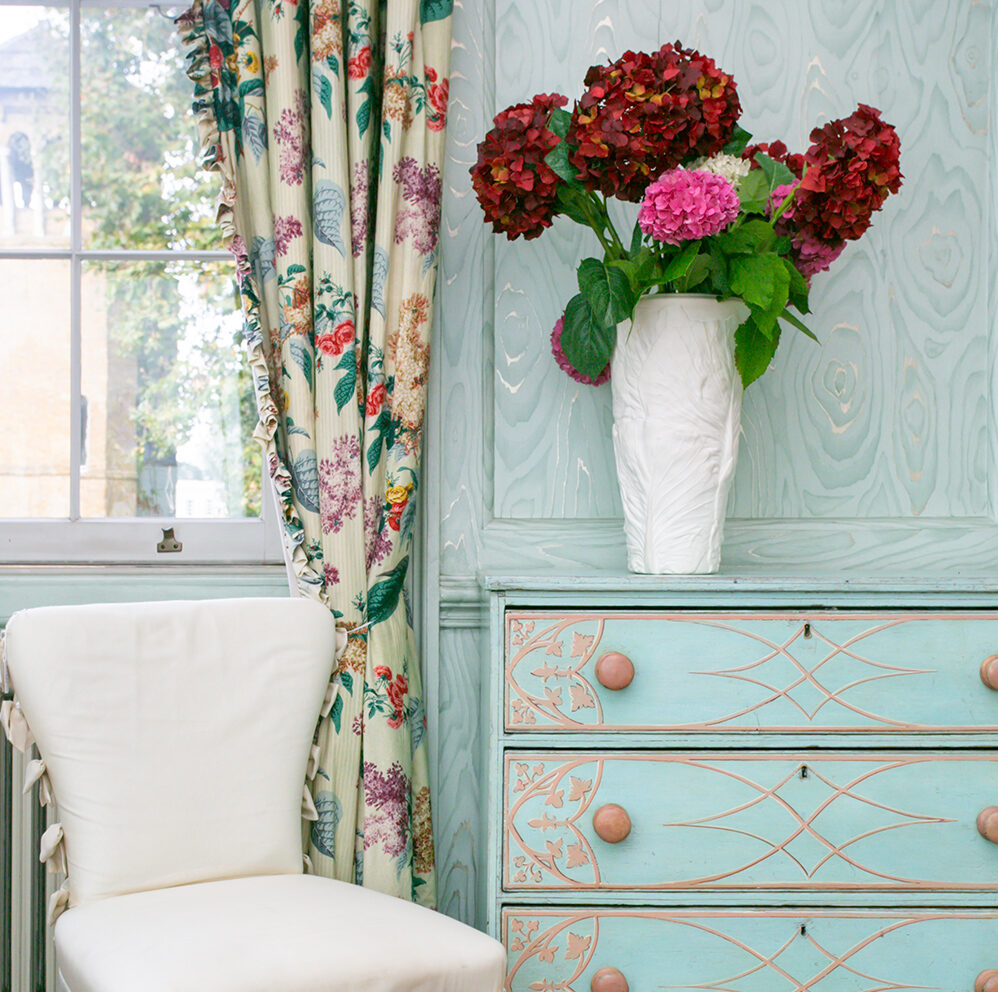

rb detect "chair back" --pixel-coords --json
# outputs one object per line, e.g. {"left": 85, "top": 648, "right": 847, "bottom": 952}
{"left": 4, "top": 598, "right": 337, "bottom": 908}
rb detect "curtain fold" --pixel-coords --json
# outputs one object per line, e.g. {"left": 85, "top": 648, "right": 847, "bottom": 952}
{"left": 177, "top": 0, "right": 450, "bottom": 905}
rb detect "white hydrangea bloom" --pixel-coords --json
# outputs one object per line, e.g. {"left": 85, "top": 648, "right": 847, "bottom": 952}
{"left": 692, "top": 152, "right": 751, "bottom": 187}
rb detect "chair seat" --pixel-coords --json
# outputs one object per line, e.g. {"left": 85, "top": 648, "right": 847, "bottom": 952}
{"left": 55, "top": 874, "right": 506, "bottom": 992}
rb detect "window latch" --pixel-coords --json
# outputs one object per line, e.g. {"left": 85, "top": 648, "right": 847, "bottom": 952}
{"left": 157, "top": 528, "right": 182, "bottom": 554}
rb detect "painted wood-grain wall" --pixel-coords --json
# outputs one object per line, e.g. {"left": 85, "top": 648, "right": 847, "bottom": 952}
{"left": 421, "top": 0, "right": 998, "bottom": 928}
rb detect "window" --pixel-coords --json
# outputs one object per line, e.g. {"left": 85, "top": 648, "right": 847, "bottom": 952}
{"left": 0, "top": 0, "right": 280, "bottom": 562}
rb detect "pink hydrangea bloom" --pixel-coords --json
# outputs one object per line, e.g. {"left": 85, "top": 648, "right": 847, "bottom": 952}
{"left": 550, "top": 313, "right": 610, "bottom": 386}
{"left": 638, "top": 169, "right": 740, "bottom": 245}
{"left": 770, "top": 182, "right": 846, "bottom": 280}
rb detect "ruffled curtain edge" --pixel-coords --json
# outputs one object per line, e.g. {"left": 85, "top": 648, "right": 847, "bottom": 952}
{"left": 175, "top": 1, "right": 326, "bottom": 611}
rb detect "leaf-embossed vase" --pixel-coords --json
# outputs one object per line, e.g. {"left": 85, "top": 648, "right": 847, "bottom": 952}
{"left": 611, "top": 294, "right": 748, "bottom": 574}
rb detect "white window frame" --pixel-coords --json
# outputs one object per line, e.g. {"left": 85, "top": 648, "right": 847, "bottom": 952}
{"left": 0, "top": 0, "right": 283, "bottom": 564}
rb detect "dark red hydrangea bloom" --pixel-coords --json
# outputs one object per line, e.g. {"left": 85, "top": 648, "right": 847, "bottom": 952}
{"left": 470, "top": 93, "right": 568, "bottom": 241}
{"left": 742, "top": 139, "right": 805, "bottom": 179}
{"left": 793, "top": 104, "right": 903, "bottom": 243}
{"left": 568, "top": 42, "right": 740, "bottom": 202}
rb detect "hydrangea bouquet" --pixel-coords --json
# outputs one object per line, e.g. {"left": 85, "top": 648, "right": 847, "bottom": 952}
{"left": 470, "top": 43, "right": 903, "bottom": 388}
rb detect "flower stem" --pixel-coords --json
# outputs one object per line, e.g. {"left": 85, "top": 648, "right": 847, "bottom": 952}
{"left": 598, "top": 194, "right": 626, "bottom": 255}
{"left": 771, "top": 184, "right": 798, "bottom": 226}
{"left": 592, "top": 227, "right": 615, "bottom": 256}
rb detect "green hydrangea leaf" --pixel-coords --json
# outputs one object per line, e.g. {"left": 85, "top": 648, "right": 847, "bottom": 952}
{"left": 629, "top": 219, "right": 644, "bottom": 255}
{"left": 735, "top": 314, "right": 781, "bottom": 388}
{"left": 757, "top": 152, "right": 797, "bottom": 193}
{"left": 547, "top": 106, "right": 572, "bottom": 139}
{"left": 729, "top": 253, "right": 790, "bottom": 318}
{"left": 560, "top": 292, "right": 615, "bottom": 380}
{"left": 677, "top": 252, "right": 711, "bottom": 292}
{"left": 786, "top": 262, "right": 810, "bottom": 314}
{"left": 723, "top": 124, "right": 752, "bottom": 157}
{"left": 544, "top": 141, "right": 577, "bottom": 184}
{"left": 656, "top": 239, "right": 701, "bottom": 285}
{"left": 715, "top": 219, "right": 777, "bottom": 256}
{"left": 554, "top": 184, "right": 590, "bottom": 224}
{"left": 780, "top": 307, "right": 819, "bottom": 341}
{"left": 737, "top": 168, "right": 769, "bottom": 214}
{"left": 578, "top": 257, "right": 634, "bottom": 326}
{"left": 708, "top": 242, "right": 730, "bottom": 293}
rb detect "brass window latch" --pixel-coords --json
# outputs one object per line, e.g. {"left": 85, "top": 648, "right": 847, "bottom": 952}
{"left": 157, "top": 528, "right": 182, "bottom": 554}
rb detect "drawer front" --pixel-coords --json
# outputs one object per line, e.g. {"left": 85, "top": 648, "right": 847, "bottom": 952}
{"left": 504, "top": 751, "right": 998, "bottom": 891}
{"left": 502, "top": 907, "right": 998, "bottom": 992}
{"left": 505, "top": 611, "right": 998, "bottom": 732}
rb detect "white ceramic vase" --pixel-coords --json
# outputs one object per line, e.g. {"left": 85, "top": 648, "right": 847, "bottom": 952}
{"left": 610, "top": 293, "right": 748, "bottom": 574}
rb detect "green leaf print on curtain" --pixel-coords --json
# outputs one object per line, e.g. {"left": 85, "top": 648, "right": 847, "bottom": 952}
{"left": 177, "top": 0, "right": 450, "bottom": 905}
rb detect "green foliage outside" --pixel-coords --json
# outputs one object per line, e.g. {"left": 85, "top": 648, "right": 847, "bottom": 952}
{"left": 39, "top": 9, "right": 260, "bottom": 516}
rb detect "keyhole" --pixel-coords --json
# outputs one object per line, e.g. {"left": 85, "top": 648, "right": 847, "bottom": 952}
{"left": 803, "top": 623, "right": 812, "bottom": 639}
{"left": 800, "top": 924, "right": 807, "bottom": 937}
{"left": 800, "top": 764, "right": 808, "bottom": 779}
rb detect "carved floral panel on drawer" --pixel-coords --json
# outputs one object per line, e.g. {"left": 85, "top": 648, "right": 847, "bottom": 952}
{"left": 502, "top": 909, "right": 998, "bottom": 992}
{"left": 505, "top": 612, "right": 998, "bottom": 732}
{"left": 504, "top": 752, "right": 998, "bottom": 891}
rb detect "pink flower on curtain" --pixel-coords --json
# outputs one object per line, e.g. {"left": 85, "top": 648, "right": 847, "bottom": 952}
{"left": 230, "top": 234, "right": 250, "bottom": 281}
{"left": 350, "top": 160, "right": 369, "bottom": 257}
{"left": 364, "top": 495, "right": 391, "bottom": 569}
{"left": 365, "top": 382, "right": 386, "bottom": 416}
{"left": 363, "top": 760, "right": 410, "bottom": 859}
{"left": 316, "top": 318, "right": 355, "bottom": 357}
{"left": 425, "top": 65, "right": 448, "bottom": 132}
{"left": 272, "top": 89, "right": 309, "bottom": 186}
{"left": 273, "top": 215, "right": 304, "bottom": 256}
{"left": 373, "top": 665, "right": 409, "bottom": 729}
{"left": 323, "top": 562, "right": 340, "bottom": 587}
{"left": 392, "top": 157, "right": 442, "bottom": 255}
{"left": 318, "top": 435, "right": 362, "bottom": 534}
{"left": 348, "top": 45, "right": 372, "bottom": 79}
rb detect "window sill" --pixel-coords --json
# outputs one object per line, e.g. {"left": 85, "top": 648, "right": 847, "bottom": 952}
{"left": 0, "top": 564, "right": 290, "bottom": 622}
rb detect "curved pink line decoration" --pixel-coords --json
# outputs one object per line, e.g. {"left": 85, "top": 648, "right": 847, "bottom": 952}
{"left": 503, "top": 910, "right": 949, "bottom": 992}
{"left": 504, "top": 753, "right": 976, "bottom": 890}
{"left": 503, "top": 612, "right": 998, "bottom": 732}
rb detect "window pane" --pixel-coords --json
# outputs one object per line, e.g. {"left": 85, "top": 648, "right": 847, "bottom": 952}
{"left": 0, "top": 7, "right": 71, "bottom": 248}
{"left": 0, "top": 259, "right": 71, "bottom": 516}
{"left": 81, "top": 259, "right": 260, "bottom": 519}
{"left": 81, "top": 8, "right": 220, "bottom": 251}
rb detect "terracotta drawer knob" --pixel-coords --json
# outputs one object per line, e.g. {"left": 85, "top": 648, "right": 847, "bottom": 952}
{"left": 595, "top": 652, "right": 634, "bottom": 690}
{"left": 591, "top": 967, "right": 629, "bottom": 992}
{"left": 982, "top": 656, "right": 998, "bottom": 690}
{"left": 978, "top": 807, "right": 998, "bottom": 843}
{"left": 592, "top": 803, "right": 631, "bottom": 843}
{"left": 976, "top": 970, "right": 998, "bottom": 992}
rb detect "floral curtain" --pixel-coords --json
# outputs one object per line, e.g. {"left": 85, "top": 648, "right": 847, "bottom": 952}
{"left": 177, "top": 0, "right": 451, "bottom": 904}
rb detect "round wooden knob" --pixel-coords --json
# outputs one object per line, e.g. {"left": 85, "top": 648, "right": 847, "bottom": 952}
{"left": 979, "top": 807, "right": 998, "bottom": 843}
{"left": 592, "top": 803, "right": 631, "bottom": 843}
{"left": 591, "top": 967, "right": 629, "bottom": 992}
{"left": 976, "top": 969, "right": 998, "bottom": 992}
{"left": 595, "top": 652, "right": 634, "bottom": 690}
{"left": 982, "top": 656, "right": 998, "bottom": 690}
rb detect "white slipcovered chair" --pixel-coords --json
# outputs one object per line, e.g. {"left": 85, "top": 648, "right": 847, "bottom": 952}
{"left": 1, "top": 599, "right": 505, "bottom": 992}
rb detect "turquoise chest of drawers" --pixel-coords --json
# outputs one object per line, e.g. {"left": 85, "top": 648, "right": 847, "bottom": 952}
{"left": 483, "top": 576, "right": 998, "bottom": 992}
